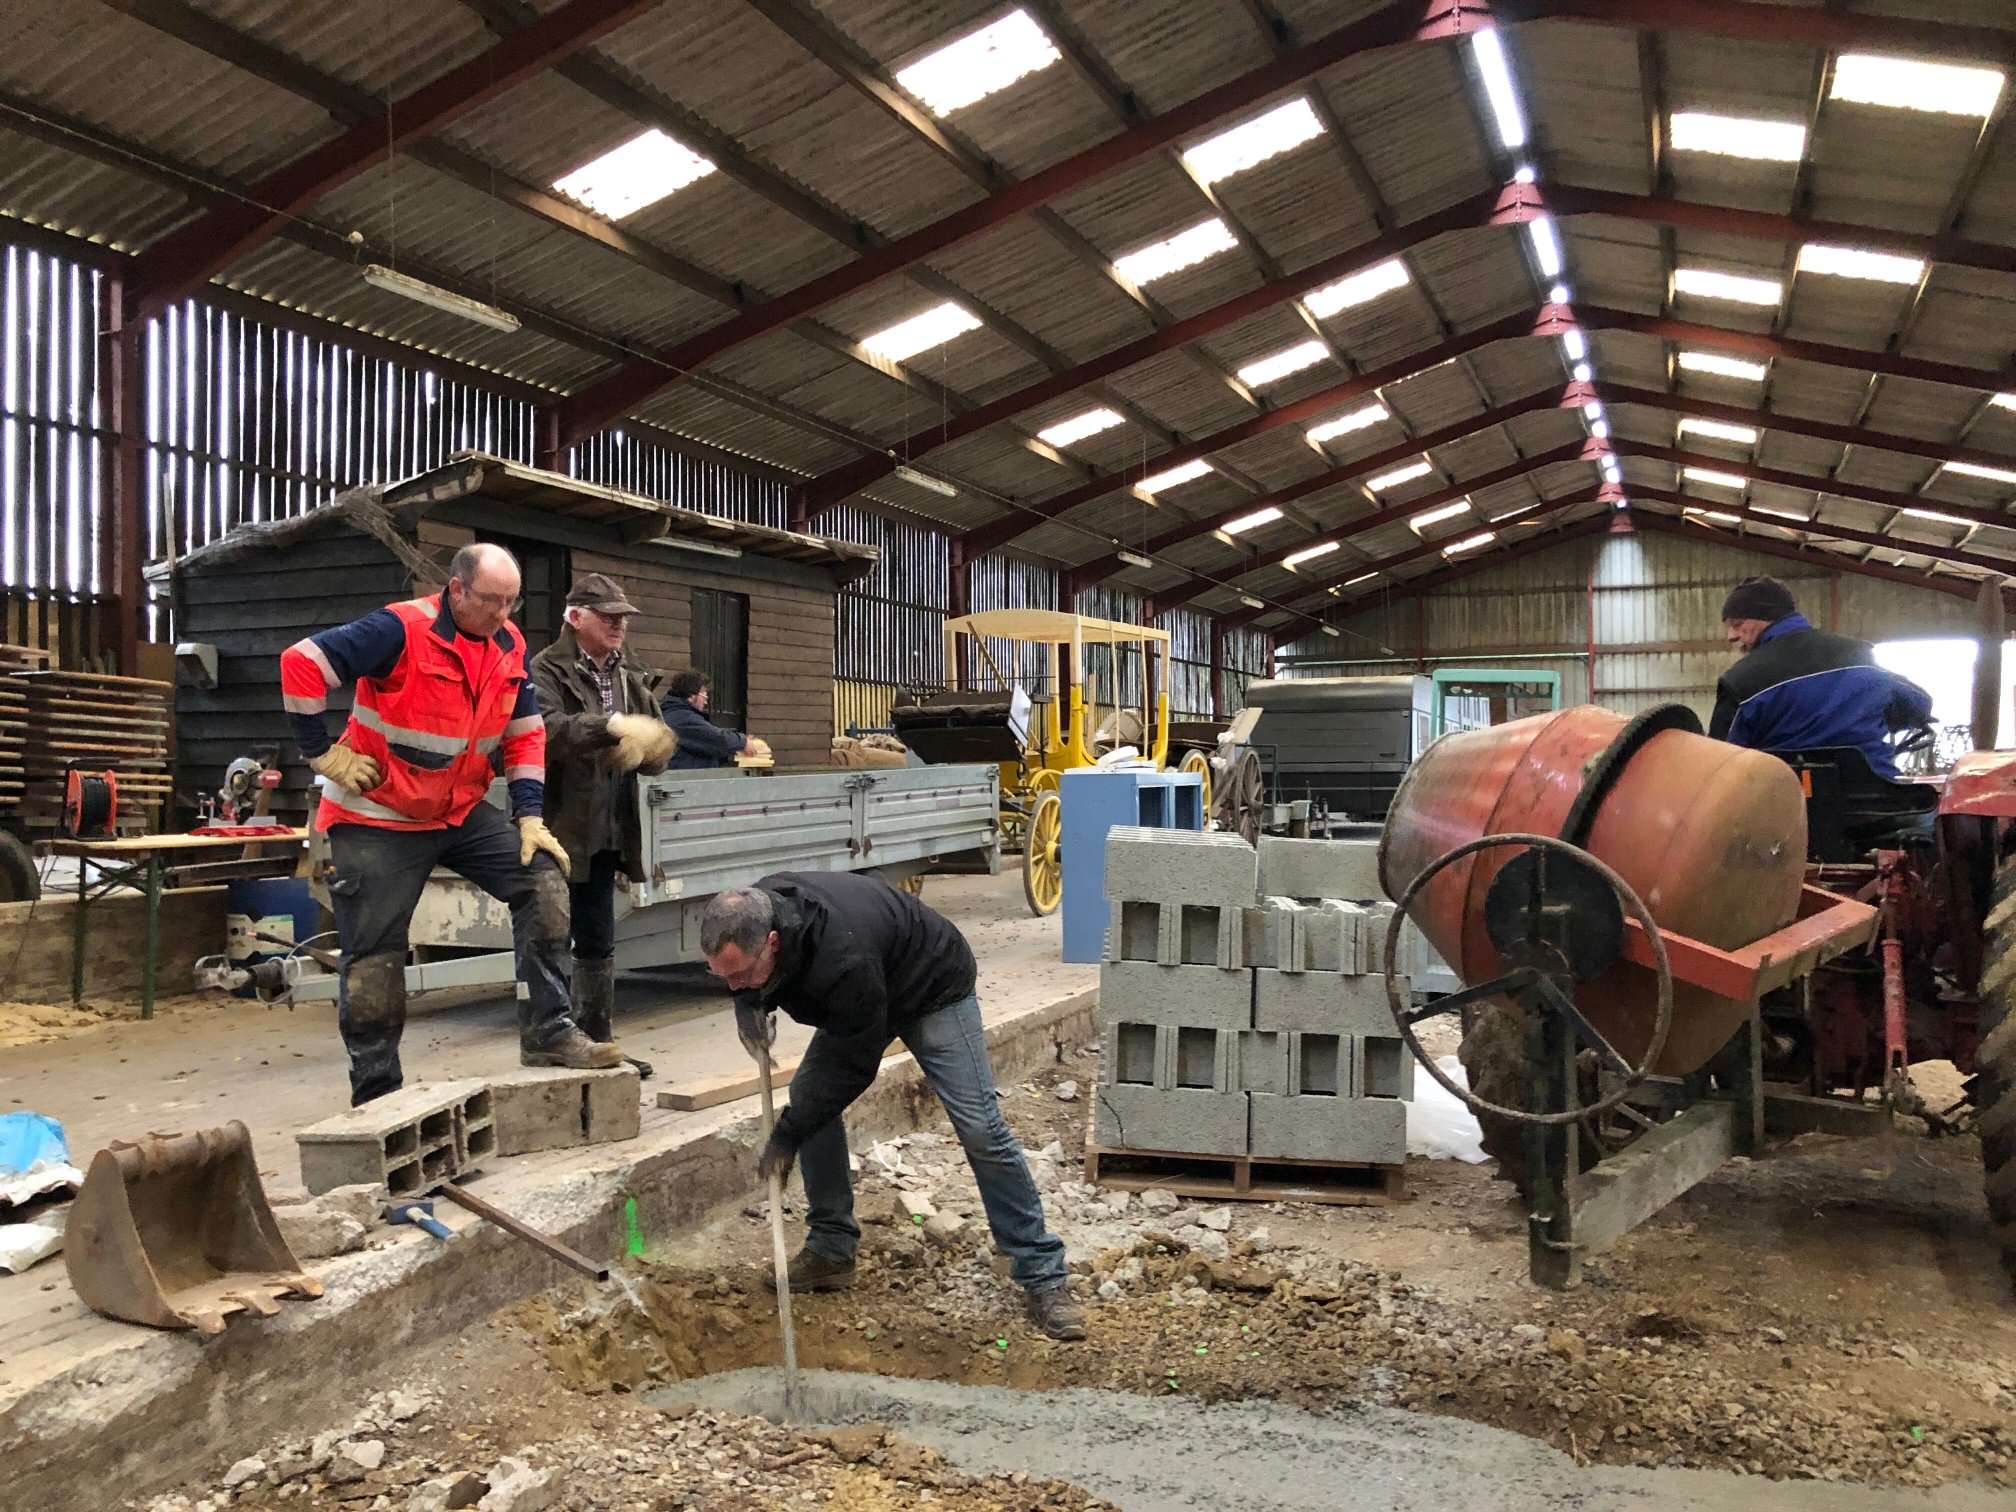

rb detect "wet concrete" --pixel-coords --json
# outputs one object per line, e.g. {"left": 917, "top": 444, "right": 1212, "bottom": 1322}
{"left": 662, "top": 1368, "right": 2016, "bottom": 1512}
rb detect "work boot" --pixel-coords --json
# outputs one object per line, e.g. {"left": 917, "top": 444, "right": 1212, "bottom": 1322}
{"left": 570, "top": 958, "right": 652, "bottom": 1079}
{"left": 763, "top": 1246, "right": 856, "bottom": 1293}
{"left": 1024, "top": 1285, "right": 1086, "bottom": 1342}
{"left": 521, "top": 1026, "right": 623, "bottom": 1071}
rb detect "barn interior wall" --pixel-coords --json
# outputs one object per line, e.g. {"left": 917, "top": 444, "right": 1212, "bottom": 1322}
{"left": 1280, "top": 529, "right": 1980, "bottom": 729}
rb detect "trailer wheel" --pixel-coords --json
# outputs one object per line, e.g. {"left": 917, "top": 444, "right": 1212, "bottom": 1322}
{"left": 1979, "top": 851, "right": 2016, "bottom": 1289}
{"left": 1023, "top": 791, "right": 1062, "bottom": 916}
{"left": 0, "top": 831, "right": 39, "bottom": 903}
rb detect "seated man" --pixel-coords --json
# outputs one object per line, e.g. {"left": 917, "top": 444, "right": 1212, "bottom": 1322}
{"left": 660, "top": 670, "right": 770, "bottom": 769}
{"left": 1711, "top": 575, "right": 1933, "bottom": 779}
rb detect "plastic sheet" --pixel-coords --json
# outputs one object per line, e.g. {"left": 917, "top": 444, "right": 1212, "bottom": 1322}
{"left": 1406, "top": 1056, "right": 1488, "bottom": 1163}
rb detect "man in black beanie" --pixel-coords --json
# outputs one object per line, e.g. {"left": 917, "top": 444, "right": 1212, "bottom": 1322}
{"left": 1710, "top": 575, "right": 1932, "bottom": 778}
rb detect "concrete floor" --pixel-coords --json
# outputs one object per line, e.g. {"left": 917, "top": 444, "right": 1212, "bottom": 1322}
{"left": 0, "top": 869, "right": 1094, "bottom": 1505}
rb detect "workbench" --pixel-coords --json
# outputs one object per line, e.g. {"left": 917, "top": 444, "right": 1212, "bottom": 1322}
{"left": 47, "top": 829, "right": 308, "bottom": 1019}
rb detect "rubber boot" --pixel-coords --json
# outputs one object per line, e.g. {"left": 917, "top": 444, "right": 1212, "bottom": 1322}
{"left": 571, "top": 956, "right": 654, "bottom": 1080}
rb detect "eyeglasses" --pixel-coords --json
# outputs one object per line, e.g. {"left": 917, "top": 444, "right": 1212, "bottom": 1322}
{"left": 457, "top": 584, "right": 524, "bottom": 614}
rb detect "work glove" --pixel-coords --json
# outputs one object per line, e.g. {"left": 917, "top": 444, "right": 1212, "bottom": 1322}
{"left": 604, "top": 713, "right": 677, "bottom": 772}
{"left": 307, "top": 743, "right": 380, "bottom": 793}
{"left": 756, "top": 1129, "right": 797, "bottom": 1187}
{"left": 516, "top": 816, "right": 572, "bottom": 879}
{"left": 735, "top": 1001, "right": 777, "bottom": 1063}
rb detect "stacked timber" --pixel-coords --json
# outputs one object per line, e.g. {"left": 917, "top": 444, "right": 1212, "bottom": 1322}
{"left": 13, "top": 670, "right": 173, "bottom": 834}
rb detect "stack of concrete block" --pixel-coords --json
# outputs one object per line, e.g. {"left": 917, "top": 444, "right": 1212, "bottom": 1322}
{"left": 1094, "top": 828, "right": 1412, "bottom": 1169}
{"left": 296, "top": 1080, "right": 494, "bottom": 1197}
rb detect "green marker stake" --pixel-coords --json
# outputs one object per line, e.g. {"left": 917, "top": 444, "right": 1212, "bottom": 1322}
{"left": 624, "top": 1197, "right": 644, "bottom": 1259}
{"left": 1195, "top": 1345, "right": 1208, "bottom": 1355}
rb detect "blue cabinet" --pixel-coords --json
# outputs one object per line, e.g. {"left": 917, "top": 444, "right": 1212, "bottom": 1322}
{"left": 1058, "top": 769, "right": 1205, "bottom": 963}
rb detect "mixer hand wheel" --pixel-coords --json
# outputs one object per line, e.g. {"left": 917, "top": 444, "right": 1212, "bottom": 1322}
{"left": 1382, "top": 833, "right": 1673, "bottom": 1127}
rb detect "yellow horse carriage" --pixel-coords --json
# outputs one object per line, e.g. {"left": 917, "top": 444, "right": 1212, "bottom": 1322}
{"left": 892, "top": 609, "right": 1204, "bottom": 915}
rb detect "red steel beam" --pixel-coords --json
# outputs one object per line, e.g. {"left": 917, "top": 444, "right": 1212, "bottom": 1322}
{"left": 1503, "top": 0, "right": 2016, "bottom": 65}
{"left": 794, "top": 184, "right": 1523, "bottom": 520}
{"left": 1630, "top": 486, "right": 2016, "bottom": 576}
{"left": 959, "top": 306, "right": 1577, "bottom": 558}
{"left": 1546, "top": 185, "right": 2016, "bottom": 279}
{"left": 1583, "top": 308, "right": 2016, "bottom": 395}
{"left": 1071, "top": 384, "right": 1582, "bottom": 593}
{"left": 1614, "top": 440, "right": 2016, "bottom": 531}
{"left": 126, "top": 0, "right": 664, "bottom": 323}
{"left": 1632, "top": 511, "right": 2016, "bottom": 609}
{"left": 1146, "top": 440, "right": 1599, "bottom": 617}
{"left": 549, "top": 0, "right": 1468, "bottom": 451}
{"left": 1599, "top": 385, "right": 2016, "bottom": 476}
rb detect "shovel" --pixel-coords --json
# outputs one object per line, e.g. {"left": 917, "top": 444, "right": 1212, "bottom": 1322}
{"left": 753, "top": 1040, "right": 800, "bottom": 1418}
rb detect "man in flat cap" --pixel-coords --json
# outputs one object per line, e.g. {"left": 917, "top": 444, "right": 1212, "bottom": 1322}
{"left": 531, "top": 573, "right": 679, "bottom": 1071}
{"left": 1712, "top": 574, "right": 1932, "bottom": 778}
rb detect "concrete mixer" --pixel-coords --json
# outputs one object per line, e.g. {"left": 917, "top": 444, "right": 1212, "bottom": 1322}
{"left": 1376, "top": 703, "right": 1910, "bottom": 1288}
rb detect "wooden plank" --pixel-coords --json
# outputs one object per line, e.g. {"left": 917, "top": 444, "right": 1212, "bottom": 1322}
{"left": 1565, "top": 1100, "right": 1735, "bottom": 1258}
{"left": 1084, "top": 1142, "right": 1405, "bottom": 1206}
{"left": 654, "top": 1040, "right": 905, "bottom": 1112}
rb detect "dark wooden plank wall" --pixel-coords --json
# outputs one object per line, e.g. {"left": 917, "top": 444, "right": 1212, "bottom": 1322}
{"left": 572, "top": 548, "right": 836, "bottom": 768}
{"left": 173, "top": 531, "right": 412, "bottom": 825}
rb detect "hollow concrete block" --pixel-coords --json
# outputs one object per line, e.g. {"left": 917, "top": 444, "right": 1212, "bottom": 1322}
{"left": 296, "top": 1080, "right": 490, "bottom": 1196}
{"left": 1104, "top": 826, "right": 1258, "bottom": 906}
{"left": 1247, "top": 1091, "right": 1407, "bottom": 1164}
{"left": 1253, "top": 968, "right": 1392, "bottom": 1037}
{"left": 1256, "top": 835, "right": 1385, "bottom": 902}
{"left": 1092, "top": 1083, "right": 1249, "bottom": 1157}
{"left": 1098, "top": 961, "right": 1253, "bottom": 1031}
{"left": 1356, "top": 1036, "right": 1415, "bottom": 1102}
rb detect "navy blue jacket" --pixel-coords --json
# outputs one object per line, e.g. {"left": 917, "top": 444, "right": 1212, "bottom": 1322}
{"left": 659, "top": 693, "right": 748, "bottom": 769}
{"left": 1709, "top": 614, "right": 1933, "bottom": 779}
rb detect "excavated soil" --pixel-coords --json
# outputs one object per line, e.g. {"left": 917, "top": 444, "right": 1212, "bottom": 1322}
{"left": 134, "top": 1045, "right": 2016, "bottom": 1510}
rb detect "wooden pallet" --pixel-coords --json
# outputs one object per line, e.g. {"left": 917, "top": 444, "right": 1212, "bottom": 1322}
{"left": 1085, "top": 1142, "right": 1406, "bottom": 1207}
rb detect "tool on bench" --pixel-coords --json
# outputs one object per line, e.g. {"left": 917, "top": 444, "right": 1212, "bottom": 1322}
{"left": 384, "top": 1198, "right": 453, "bottom": 1240}
{"left": 752, "top": 1032, "right": 800, "bottom": 1415}
{"left": 66, "top": 1122, "right": 322, "bottom": 1334}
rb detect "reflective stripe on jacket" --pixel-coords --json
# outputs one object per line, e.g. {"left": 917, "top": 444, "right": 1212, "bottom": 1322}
{"left": 284, "top": 596, "right": 543, "bottom": 831}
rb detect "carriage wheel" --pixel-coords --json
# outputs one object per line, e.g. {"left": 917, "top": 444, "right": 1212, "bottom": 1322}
{"left": 1022, "top": 791, "right": 1063, "bottom": 916}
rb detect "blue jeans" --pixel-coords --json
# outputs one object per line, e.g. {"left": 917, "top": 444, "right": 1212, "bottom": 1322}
{"left": 794, "top": 994, "right": 1067, "bottom": 1294}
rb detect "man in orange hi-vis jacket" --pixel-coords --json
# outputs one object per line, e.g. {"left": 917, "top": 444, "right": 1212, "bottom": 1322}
{"left": 281, "top": 542, "right": 619, "bottom": 1105}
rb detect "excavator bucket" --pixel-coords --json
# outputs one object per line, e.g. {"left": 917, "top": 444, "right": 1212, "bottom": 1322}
{"left": 65, "top": 1122, "right": 322, "bottom": 1334}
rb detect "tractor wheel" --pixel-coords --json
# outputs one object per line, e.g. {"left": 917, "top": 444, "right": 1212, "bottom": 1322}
{"left": 1022, "top": 790, "right": 1063, "bottom": 917}
{"left": 1458, "top": 1001, "right": 1539, "bottom": 1194}
{"left": 1979, "top": 851, "right": 2016, "bottom": 1289}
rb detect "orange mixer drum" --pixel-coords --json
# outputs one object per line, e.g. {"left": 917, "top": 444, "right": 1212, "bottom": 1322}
{"left": 1378, "top": 704, "right": 1808, "bottom": 1075}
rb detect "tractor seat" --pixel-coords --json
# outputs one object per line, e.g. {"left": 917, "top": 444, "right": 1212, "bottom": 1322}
{"left": 1778, "top": 745, "right": 1938, "bottom": 864}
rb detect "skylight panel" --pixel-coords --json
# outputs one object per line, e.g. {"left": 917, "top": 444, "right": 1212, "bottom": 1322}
{"left": 1304, "top": 260, "right": 1410, "bottom": 318}
{"left": 1797, "top": 243, "right": 1925, "bottom": 285}
{"left": 1685, "top": 507, "right": 1742, "bottom": 525}
{"left": 1236, "top": 339, "right": 1328, "bottom": 388}
{"left": 895, "top": 9, "right": 1062, "bottom": 116}
{"left": 1221, "top": 507, "right": 1284, "bottom": 536}
{"left": 1673, "top": 267, "right": 1782, "bottom": 306}
{"left": 1442, "top": 531, "right": 1496, "bottom": 557}
{"left": 1182, "top": 98, "right": 1325, "bottom": 185}
{"left": 1306, "top": 403, "right": 1390, "bottom": 445}
{"left": 1678, "top": 417, "right": 1760, "bottom": 445}
{"left": 1470, "top": 30, "right": 1528, "bottom": 149}
{"left": 1037, "top": 408, "right": 1125, "bottom": 447}
{"left": 861, "top": 302, "right": 984, "bottom": 363}
{"left": 1409, "top": 500, "right": 1470, "bottom": 533}
{"left": 1678, "top": 351, "right": 1768, "bottom": 382}
{"left": 1343, "top": 572, "right": 1379, "bottom": 587}
{"left": 1903, "top": 507, "right": 1974, "bottom": 526}
{"left": 1753, "top": 505, "right": 1809, "bottom": 522}
{"left": 1368, "top": 460, "right": 1434, "bottom": 493}
{"left": 1944, "top": 460, "right": 2016, "bottom": 486}
{"left": 1669, "top": 111, "right": 1806, "bottom": 162}
{"left": 1682, "top": 466, "right": 1747, "bottom": 489}
{"left": 1137, "top": 459, "right": 1214, "bottom": 494}
{"left": 553, "top": 130, "right": 716, "bottom": 219}
{"left": 1113, "top": 219, "right": 1240, "bottom": 287}
{"left": 1284, "top": 541, "right": 1341, "bottom": 567}
{"left": 1830, "top": 54, "right": 2004, "bottom": 118}
{"left": 1993, "top": 394, "right": 2016, "bottom": 412}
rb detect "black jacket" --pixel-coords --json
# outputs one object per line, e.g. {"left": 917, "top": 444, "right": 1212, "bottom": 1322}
{"left": 742, "top": 871, "right": 977, "bottom": 1152}
{"left": 660, "top": 694, "right": 747, "bottom": 768}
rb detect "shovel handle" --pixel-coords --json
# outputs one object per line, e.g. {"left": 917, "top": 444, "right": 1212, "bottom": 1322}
{"left": 755, "top": 1046, "right": 800, "bottom": 1410}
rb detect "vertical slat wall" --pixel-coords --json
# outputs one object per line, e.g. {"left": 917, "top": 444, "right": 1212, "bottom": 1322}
{"left": 0, "top": 242, "right": 110, "bottom": 662}
{"left": 1222, "top": 627, "right": 1267, "bottom": 713}
{"left": 967, "top": 552, "right": 1059, "bottom": 694}
{"left": 567, "top": 429, "right": 789, "bottom": 527}
{"left": 1163, "top": 608, "right": 1213, "bottom": 716}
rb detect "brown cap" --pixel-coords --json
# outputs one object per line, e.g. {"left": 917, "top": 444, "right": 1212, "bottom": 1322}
{"left": 566, "top": 572, "right": 640, "bottom": 616}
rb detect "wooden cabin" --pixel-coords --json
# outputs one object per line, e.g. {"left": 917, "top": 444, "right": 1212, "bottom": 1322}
{"left": 156, "top": 453, "right": 877, "bottom": 825}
